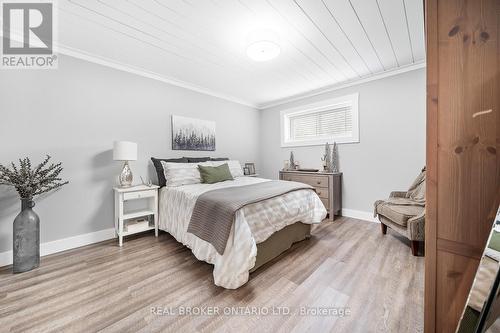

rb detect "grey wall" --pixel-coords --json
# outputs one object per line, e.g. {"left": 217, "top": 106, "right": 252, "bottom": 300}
{"left": 0, "top": 55, "right": 260, "bottom": 252}
{"left": 259, "top": 68, "right": 426, "bottom": 214}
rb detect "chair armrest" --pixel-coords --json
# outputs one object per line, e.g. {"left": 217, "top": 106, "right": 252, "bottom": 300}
{"left": 390, "top": 191, "right": 407, "bottom": 198}
{"left": 407, "top": 211, "right": 425, "bottom": 241}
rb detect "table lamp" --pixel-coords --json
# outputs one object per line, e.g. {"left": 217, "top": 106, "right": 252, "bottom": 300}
{"left": 113, "top": 141, "right": 137, "bottom": 187}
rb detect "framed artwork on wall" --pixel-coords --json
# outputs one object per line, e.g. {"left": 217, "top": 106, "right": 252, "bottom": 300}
{"left": 171, "top": 115, "right": 216, "bottom": 151}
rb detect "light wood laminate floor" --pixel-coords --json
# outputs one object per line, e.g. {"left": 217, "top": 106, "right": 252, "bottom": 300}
{"left": 0, "top": 217, "right": 424, "bottom": 332}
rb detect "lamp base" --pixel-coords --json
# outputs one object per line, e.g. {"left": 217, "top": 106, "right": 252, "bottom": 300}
{"left": 119, "top": 161, "right": 133, "bottom": 187}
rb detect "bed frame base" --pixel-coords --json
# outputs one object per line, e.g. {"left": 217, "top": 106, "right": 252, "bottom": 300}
{"left": 250, "top": 222, "right": 311, "bottom": 273}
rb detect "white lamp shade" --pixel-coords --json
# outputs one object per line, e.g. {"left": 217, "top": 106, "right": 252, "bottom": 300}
{"left": 113, "top": 141, "right": 137, "bottom": 161}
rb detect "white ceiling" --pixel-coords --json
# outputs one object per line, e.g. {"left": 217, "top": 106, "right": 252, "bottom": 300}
{"left": 55, "top": 0, "right": 425, "bottom": 108}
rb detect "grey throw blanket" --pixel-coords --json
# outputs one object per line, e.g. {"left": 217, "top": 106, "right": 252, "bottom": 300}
{"left": 374, "top": 167, "right": 426, "bottom": 217}
{"left": 187, "top": 180, "right": 314, "bottom": 255}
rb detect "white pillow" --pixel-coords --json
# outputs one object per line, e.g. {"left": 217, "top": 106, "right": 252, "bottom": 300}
{"left": 210, "top": 160, "right": 244, "bottom": 178}
{"left": 161, "top": 161, "right": 211, "bottom": 187}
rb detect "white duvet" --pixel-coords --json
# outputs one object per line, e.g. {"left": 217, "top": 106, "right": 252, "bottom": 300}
{"left": 159, "top": 177, "right": 327, "bottom": 289}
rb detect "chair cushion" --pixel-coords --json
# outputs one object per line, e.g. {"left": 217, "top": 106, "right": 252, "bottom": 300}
{"left": 377, "top": 201, "right": 424, "bottom": 227}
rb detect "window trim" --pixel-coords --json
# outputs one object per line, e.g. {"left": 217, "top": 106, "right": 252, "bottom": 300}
{"left": 280, "top": 93, "right": 359, "bottom": 147}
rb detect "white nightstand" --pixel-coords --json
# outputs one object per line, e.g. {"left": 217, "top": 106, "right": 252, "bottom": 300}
{"left": 113, "top": 185, "right": 159, "bottom": 246}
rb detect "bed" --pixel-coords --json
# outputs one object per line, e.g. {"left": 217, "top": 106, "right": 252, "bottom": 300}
{"left": 152, "top": 158, "right": 327, "bottom": 289}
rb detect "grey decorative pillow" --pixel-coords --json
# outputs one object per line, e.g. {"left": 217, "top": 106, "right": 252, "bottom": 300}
{"left": 185, "top": 157, "right": 210, "bottom": 163}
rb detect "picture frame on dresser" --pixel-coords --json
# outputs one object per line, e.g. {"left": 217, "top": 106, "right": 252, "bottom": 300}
{"left": 279, "top": 170, "right": 342, "bottom": 221}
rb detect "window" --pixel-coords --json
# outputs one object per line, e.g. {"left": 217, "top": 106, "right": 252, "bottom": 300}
{"left": 280, "top": 93, "right": 359, "bottom": 147}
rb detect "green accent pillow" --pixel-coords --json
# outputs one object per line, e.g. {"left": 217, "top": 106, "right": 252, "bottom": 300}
{"left": 488, "top": 231, "right": 500, "bottom": 251}
{"left": 198, "top": 163, "right": 234, "bottom": 184}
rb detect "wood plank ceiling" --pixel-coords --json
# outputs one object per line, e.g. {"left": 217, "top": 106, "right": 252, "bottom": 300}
{"left": 55, "top": 0, "right": 425, "bottom": 108}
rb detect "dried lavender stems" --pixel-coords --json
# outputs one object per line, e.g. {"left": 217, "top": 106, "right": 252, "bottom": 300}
{"left": 0, "top": 155, "right": 69, "bottom": 199}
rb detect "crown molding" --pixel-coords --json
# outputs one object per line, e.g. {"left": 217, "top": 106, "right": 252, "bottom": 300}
{"left": 59, "top": 47, "right": 424, "bottom": 111}
{"left": 257, "top": 61, "right": 426, "bottom": 110}
{"left": 0, "top": 28, "right": 259, "bottom": 108}
{"left": 2, "top": 29, "right": 425, "bottom": 111}
{"left": 56, "top": 44, "right": 259, "bottom": 108}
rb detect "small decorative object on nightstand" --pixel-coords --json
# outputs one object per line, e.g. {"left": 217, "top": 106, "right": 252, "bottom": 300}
{"left": 113, "top": 185, "right": 159, "bottom": 246}
{"left": 113, "top": 141, "right": 137, "bottom": 187}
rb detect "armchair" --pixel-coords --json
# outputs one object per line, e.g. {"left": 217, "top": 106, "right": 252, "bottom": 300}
{"left": 375, "top": 168, "right": 426, "bottom": 256}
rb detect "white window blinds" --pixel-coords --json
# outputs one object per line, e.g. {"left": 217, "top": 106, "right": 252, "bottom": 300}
{"left": 289, "top": 105, "right": 353, "bottom": 141}
{"left": 280, "top": 93, "right": 359, "bottom": 147}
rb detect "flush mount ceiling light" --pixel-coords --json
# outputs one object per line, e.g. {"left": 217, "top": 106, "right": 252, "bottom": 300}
{"left": 246, "top": 29, "right": 281, "bottom": 62}
{"left": 246, "top": 41, "right": 281, "bottom": 62}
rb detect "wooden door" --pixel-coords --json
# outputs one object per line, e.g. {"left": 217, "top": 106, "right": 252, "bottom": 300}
{"left": 425, "top": 0, "right": 500, "bottom": 332}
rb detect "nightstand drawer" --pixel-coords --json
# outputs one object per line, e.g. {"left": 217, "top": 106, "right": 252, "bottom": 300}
{"left": 123, "top": 190, "right": 155, "bottom": 201}
{"left": 315, "top": 188, "right": 329, "bottom": 199}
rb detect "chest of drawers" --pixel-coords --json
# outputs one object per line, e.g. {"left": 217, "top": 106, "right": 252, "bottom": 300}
{"left": 279, "top": 170, "right": 342, "bottom": 221}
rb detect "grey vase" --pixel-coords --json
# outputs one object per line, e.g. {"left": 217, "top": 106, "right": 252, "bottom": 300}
{"left": 13, "top": 198, "right": 40, "bottom": 273}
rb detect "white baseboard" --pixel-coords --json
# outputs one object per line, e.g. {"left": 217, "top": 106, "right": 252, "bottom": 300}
{"left": 0, "top": 228, "right": 116, "bottom": 268}
{"left": 341, "top": 208, "right": 379, "bottom": 223}
{"left": 0, "top": 209, "right": 377, "bottom": 267}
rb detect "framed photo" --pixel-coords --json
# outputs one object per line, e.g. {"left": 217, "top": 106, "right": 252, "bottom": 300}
{"left": 171, "top": 115, "right": 216, "bottom": 151}
{"left": 243, "top": 167, "right": 250, "bottom": 175}
{"left": 245, "top": 163, "right": 255, "bottom": 175}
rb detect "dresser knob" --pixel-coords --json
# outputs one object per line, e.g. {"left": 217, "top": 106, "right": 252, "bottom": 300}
{"left": 317, "top": 181, "right": 321, "bottom": 185}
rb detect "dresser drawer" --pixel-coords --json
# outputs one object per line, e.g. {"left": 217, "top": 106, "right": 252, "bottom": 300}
{"left": 315, "top": 187, "right": 329, "bottom": 199}
{"left": 280, "top": 171, "right": 341, "bottom": 221}
{"left": 282, "top": 174, "right": 329, "bottom": 188}
{"left": 123, "top": 190, "right": 155, "bottom": 201}
{"left": 320, "top": 198, "right": 329, "bottom": 209}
